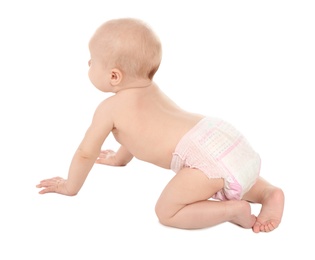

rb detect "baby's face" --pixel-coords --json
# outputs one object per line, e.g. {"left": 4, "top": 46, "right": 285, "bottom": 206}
{"left": 87, "top": 39, "right": 113, "bottom": 93}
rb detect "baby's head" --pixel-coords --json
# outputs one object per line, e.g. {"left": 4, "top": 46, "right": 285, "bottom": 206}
{"left": 89, "top": 18, "right": 162, "bottom": 81}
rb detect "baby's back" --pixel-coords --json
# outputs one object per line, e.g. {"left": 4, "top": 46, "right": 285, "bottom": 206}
{"left": 110, "top": 83, "right": 204, "bottom": 169}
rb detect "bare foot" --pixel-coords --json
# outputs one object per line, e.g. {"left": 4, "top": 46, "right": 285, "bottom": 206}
{"left": 229, "top": 200, "right": 257, "bottom": 229}
{"left": 252, "top": 187, "right": 284, "bottom": 233}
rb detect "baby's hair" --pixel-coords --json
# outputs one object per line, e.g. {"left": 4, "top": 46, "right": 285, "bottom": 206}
{"left": 100, "top": 18, "right": 162, "bottom": 80}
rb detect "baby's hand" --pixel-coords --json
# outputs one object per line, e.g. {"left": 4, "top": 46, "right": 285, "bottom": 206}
{"left": 95, "top": 150, "right": 120, "bottom": 166}
{"left": 36, "top": 177, "right": 73, "bottom": 196}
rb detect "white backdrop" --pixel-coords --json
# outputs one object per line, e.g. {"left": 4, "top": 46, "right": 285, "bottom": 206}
{"left": 1, "top": 0, "right": 314, "bottom": 259}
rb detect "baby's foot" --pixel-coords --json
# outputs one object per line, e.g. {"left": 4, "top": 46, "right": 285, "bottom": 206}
{"left": 229, "top": 200, "right": 257, "bottom": 229}
{"left": 253, "top": 187, "right": 284, "bottom": 233}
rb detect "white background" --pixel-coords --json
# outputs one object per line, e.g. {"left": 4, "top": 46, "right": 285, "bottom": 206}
{"left": 1, "top": 0, "right": 314, "bottom": 259}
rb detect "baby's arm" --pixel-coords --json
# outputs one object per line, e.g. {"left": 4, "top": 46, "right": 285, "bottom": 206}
{"left": 37, "top": 100, "right": 114, "bottom": 196}
{"left": 96, "top": 145, "right": 134, "bottom": 166}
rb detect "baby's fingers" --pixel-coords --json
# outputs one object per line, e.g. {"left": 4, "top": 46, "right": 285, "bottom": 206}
{"left": 37, "top": 186, "right": 55, "bottom": 194}
{"left": 95, "top": 157, "right": 109, "bottom": 164}
{"left": 36, "top": 177, "right": 63, "bottom": 194}
{"left": 98, "top": 150, "right": 115, "bottom": 158}
{"left": 36, "top": 178, "right": 57, "bottom": 187}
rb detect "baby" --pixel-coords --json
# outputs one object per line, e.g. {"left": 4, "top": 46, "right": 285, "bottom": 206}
{"left": 36, "top": 18, "right": 284, "bottom": 233}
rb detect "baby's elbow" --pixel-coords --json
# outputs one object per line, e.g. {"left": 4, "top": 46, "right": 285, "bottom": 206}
{"left": 77, "top": 148, "right": 97, "bottom": 160}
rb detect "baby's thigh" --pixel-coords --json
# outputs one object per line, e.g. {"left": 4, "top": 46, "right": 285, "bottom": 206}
{"left": 155, "top": 168, "right": 224, "bottom": 218}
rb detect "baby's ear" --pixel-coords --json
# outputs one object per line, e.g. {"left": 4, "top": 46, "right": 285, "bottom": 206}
{"left": 110, "top": 69, "right": 122, "bottom": 86}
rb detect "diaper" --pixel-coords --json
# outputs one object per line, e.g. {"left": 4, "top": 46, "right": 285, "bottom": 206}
{"left": 171, "top": 117, "right": 261, "bottom": 200}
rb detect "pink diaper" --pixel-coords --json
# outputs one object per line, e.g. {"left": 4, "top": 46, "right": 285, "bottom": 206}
{"left": 171, "top": 117, "right": 261, "bottom": 200}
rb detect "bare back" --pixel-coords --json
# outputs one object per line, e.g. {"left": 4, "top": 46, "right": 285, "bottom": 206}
{"left": 108, "top": 83, "right": 204, "bottom": 168}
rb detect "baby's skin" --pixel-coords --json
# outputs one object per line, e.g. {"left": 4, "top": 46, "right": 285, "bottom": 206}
{"left": 36, "top": 18, "right": 284, "bottom": 232}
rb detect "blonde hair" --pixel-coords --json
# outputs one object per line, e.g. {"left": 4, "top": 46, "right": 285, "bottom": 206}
{"left": 95, "top": 18, "right": 162, "bottom": 80}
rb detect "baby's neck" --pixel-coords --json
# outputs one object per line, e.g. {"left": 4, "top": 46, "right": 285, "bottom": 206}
{"left": 115, "top": 78, "right": 153, "bottom": 93}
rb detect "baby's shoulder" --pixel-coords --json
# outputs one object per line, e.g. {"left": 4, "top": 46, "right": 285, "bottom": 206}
{"left": 94, "top": 95, "right": 118, "bottom": 115}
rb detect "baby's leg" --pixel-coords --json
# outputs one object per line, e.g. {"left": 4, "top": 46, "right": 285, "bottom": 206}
{"left": 155, "top": 168, "right": 256, "bottom": 229}
{"left": 242, "top": 176, "right": 284, "bottom": 233}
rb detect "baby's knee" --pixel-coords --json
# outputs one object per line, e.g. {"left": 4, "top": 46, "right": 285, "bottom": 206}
{"left": 154, "top": 203, "right": 167, "bottom": 224}
{"left": 154, "top": 202, "right": 174, "bottom": 227}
